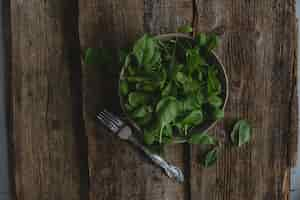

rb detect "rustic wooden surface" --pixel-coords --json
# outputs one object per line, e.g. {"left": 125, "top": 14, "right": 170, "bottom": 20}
{"left": 9, "top": 1, "right": 87, "bottom": 199}
{"left": 190, "top": 1, "right": 298, "bottom": 200}
{"left": 8, "top": 0, "right": 298, "bottom": 200}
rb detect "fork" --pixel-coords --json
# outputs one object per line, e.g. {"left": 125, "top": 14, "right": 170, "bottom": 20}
{"left": 96, "top": 110, "right": 184, "bottom": 183}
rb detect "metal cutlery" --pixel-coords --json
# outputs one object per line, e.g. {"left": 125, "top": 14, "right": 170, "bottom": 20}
{"left": 96, "top": 110, "right": 184, "bottom": 183}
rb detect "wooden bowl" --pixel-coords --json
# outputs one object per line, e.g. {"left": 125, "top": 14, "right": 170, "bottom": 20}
{"left": 119, "top": 33, "right": 229, "bottom": 143}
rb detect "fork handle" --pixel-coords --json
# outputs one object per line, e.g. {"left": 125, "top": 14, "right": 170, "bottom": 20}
{"left": 128, "top": 136, "right": 184, "bottom": 183}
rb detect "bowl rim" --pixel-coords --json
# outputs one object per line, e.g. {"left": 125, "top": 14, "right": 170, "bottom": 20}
{"left": 119, "top": 33, "right": 229, "bottom": 143}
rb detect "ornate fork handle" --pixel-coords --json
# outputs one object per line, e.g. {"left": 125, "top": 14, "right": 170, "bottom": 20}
{"left": 128, "top": 136, "right": 184, "bottom": 183}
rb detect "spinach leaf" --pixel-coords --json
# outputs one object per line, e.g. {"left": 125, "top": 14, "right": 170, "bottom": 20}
{"left": 201, "top": 148, "right": 218, "bottom": 168}
{"left": 195, "top": 33, "right": 207, "bottom": 47}
{"left": 135, "top": 82, "right": 157, "bottom": 92}
{"left": 126, "top": 65, "right": 137, "bottom": 76}
{"left": 119, "top": 48, "right": 131, "bottom": 66}
{"left": 230, "top": 120, "right": 251, "bottom": 147}
{"left": 159, "top": 68, "right": 168, "bottom": 88}
{"left": 186, "top": 48, "right": 205, "bottom": 74}
{"left": 185, "top": 79, "right": 201, "bottom": 93}
{"left": 177, "top": 25, "right": 193, "bottom": 33}
{"left": 181, "top": 110, "right": 203, "bottom": 126}
{"left": 124, "top": 103, "right": 135, "bottom": 112}
{"left": 156, "top": 97, "right": 179, "bottom": 143}
{"left": 130, "top": 106, "right": 152, "bottom": 119}
{"left": 207, "top": 67, "right": 221, "bottom": 95}
{"left": 143, "top": 131, "right": 156, "bottom": 145}
{"left": 183, "top": 96, "right": 201, "bottom": 111}
{"left": 176, "top": 71, "right": 189, "bottom": 85}
{"left": 189, "top": 132, "right": 216, "bottom": 145}
{"left": 155, "top": 96, "right": 176, "bottom": 112}
{"left": 126, "top": 76, "right": 150, "bottom": 83}
{"left": 171, "top": 64, "right": 184, "bottom": 80}
{"left": 196, "top": 91, "right": 205, "bottom": 105}
{"left": 136, "top": 112, "right": 152, "bottom": 126}
{"left": 128, "top": 92, "right": 150, "bottom": 108}
{"left": 163, "top": 124, "right": 173, "bottom": 137}
{"left": 206, "top": 34, "right": 220, "bottom": 51}
{"left": 84, "top": 48, "right": 113, "bottom": 66}
{"left": 143, "top": 123, "right": 160, "bottom": 145}
{"left": 156, "top": 97, "right": 179, "bottom": 124}
{"left": 161, "top": 81, "right": 173, "bottom": 96}
{"left": 208, "top": 95, "right": 223, "bottom": 107}
{"left": 175, "top": 72, "right": 200, "bottom": 94}
{"left": 133, "top": 35, "right": 157, "bottom": 66}
{"left": 213, "top": 108, "right": 225, "bottom": 120}
{"left": 147, "top": 51, "right": 161, "bottom": 69}
{"left": 120, "top": 80, "right": 129, "bottom": 96}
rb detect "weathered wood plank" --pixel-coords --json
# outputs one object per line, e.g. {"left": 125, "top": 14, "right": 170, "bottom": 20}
{"left": 10, "top": 1, "right": 86, "bottom": 199}
{"left": 288, "top": 20, "right": 298, "bottom": 167}
{"left": 78, "top": 0, "right": 192, "bottom": 199}
{"left": 190, "top": 1, "right": 298, "bottom": 200}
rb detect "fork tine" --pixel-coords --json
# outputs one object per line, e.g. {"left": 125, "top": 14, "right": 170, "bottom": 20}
{"left": 103, "top": 110, "right": 123, "bottom": 127}
{"left": 97, "top": 112, "right": 119, "bottom": 133}
{"left": 100, "top": 111, "right": 118, "bottom": 127}
{"left": 96, "top": 112, "right": 110, "bottom": 127}
{"left": 97, "top": 112, "right": 112, "bottom": 125}
{"left": 98, "top": 112, "right": 119, "bottom": 131}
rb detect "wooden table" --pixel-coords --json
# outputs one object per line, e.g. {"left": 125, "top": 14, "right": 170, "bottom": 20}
{"left": 7, "top": 0, "right": 298, "bottom": 199}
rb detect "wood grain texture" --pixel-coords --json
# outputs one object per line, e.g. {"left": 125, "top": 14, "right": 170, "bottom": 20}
{"left": 78, "top": 0, "right": 192, "bottom": 200}
{"left": 289, "top": 21, "right": 298, "bottom": 167}
{"left": 8, "top": 0, "right": 297, "bottom": 199}
{"left": 190, "top": 1, "right": 298, "bottom": 200}
{"left": 10, "top": 0, "right": 86, "bottom": 199}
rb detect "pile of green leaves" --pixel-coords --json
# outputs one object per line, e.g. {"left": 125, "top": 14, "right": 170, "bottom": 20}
{"left": 119, "top": 31, "right": 224, "bottom": 146}
{"left": 84, "top": 25, "right": 252, "bottom": 168}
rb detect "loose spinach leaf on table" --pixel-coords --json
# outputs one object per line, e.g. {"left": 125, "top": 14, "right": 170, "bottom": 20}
{"left": 85, "top": 48, "right": 127, "bottom": 75}
{"left": 230, "top": 120, "right": 251, "bottom": 147}
{"left": 84, "top": 48, "right": 112, "bottom": 65}
{"left": 201, "top": 148, "right": 218, "bottom": 168}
